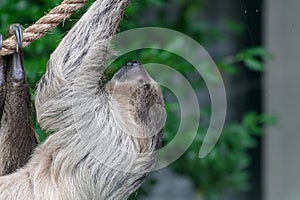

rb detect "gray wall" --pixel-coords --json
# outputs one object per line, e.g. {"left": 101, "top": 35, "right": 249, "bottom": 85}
{"left": 263, "top": 0, "right": 300, "bottom": 199}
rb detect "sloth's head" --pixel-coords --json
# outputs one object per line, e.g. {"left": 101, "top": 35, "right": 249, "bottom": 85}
{"left": 106, "top": 61, "right": 166, "bottom": 149}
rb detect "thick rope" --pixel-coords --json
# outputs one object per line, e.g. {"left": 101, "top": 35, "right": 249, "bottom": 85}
{"left": 0, "top": 0, "right": 89, "bottom": 56}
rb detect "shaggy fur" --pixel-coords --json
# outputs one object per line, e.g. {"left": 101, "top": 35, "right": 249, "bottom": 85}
{"left": 0, "top": 0, "right": 166, "bottom": 199}
{"left": 0, "top": 34, "right": 37, "bottom": 176}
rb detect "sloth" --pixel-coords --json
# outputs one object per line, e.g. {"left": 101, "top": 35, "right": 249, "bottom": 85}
{"left": 0, "top": 26, "right": 37, "bottom": 176}
{"left": 0, "top": 0, "right": 166, "bottom": 199}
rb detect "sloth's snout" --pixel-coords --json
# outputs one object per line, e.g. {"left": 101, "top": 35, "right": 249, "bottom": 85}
{"left": 113, "top": 60, "right": 153, "bottom": 84}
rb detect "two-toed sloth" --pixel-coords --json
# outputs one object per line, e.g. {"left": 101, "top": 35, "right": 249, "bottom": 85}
{"left": 0, "top": 0, "right": 166, "bottom": 199}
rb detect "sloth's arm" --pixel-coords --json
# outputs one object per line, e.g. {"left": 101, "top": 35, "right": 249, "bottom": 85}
{"left": 0, "top": 27, "right": 37, "bottom": 176}
{"left": 35, "top": 0, "right": 131, "bottom": 130}
{"left": 38, "top": 0, "right": 131, "bottom": 93}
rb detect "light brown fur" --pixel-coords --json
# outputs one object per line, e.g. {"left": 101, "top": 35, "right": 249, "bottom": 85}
{"left": 0, "top": 0, "right": 165, "bottom": 199}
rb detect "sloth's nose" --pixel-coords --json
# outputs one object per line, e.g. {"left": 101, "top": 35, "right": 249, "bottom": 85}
{"left": 113, "top": 60, "right": 153, "bottom": 83}
{"left": 126, "top": 60, "right": 140, "bottom": 68}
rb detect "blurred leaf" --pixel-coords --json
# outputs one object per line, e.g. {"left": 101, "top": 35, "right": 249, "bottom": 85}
{"left": 217, "top": 61, "right": 239, "bottom": 75}
{"left": 244, "top": 57, "right": 264, "bottom": 71}
{"left": 244, "top": 46, "right": 273, "bottom": 59}
{"left": 235, "top": 46, "right": 272, "bottom": 72}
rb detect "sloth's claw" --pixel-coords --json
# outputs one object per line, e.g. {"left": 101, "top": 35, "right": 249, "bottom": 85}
{"left": 8, "top": 24, "right": 25, "bottom": 83}
{"left": 9, "top": 24, "right": 23, "bottom": 53}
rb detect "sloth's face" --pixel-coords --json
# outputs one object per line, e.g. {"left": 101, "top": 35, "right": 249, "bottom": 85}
{"left": 106, "top": 61, "right": 166, "bottom": 140}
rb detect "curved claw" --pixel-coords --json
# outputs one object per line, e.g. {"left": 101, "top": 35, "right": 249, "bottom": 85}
{"left": 10, "top": 24, "right": 23, "bottom": 53}
{"left": 7, "top": 24, "right": 25, "bottom": 83}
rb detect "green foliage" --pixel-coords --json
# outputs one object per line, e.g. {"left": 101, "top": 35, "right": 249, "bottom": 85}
{"left": 1, "top": 1, "right": 274, "bottom": 199}
{"left": 218, "top": 46, "right": 272, "bottom": 74}
{"left": 237, "top": 47, "right": 273, "bottom": 72}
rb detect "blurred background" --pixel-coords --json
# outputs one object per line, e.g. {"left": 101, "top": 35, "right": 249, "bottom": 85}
{"left": 0, "top": 0, "right": 298, "bottom": 199}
